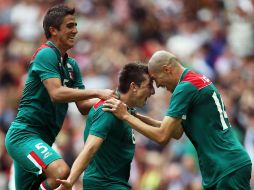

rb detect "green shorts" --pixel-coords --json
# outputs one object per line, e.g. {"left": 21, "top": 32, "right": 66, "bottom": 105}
{"left": 5, "top": 127, "right": 61, "bottom": 190}
{"left": 83, "top": 179, "right": 131, "bottom": 190}
{"left": 204, "top": 164, "right": 252, "bottom": 190}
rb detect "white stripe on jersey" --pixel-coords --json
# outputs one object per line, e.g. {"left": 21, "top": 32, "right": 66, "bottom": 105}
{"left": 40, "top": 183, "right": 47, "bottom": 190}
{"left": 27, "top": 154, "right": 43, "bottom": 175}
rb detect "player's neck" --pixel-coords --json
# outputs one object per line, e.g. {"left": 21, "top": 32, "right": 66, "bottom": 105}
{"left": 118, "top": 92, "right": 133, "bottom": 108}
{"left": 176, "top": 66, "right": 185, "bottom": 83}
{"left": 48, "top": 38, "right": 67, "bottom": 56}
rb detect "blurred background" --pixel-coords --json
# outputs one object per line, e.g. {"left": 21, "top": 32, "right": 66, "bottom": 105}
{"left": 0, "top": 0, "right": 254, "bottom": 189}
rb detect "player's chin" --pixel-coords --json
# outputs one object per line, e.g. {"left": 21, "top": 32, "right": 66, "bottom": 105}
{"left": 67, "top": 39, "right": 75, "bottom": 46}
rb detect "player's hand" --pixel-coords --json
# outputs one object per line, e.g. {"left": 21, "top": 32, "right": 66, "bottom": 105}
{"left": 98, "top": 89, "right": 117, "bottom": 100}
{"left": 55, "top": 179, "right": 72, "bottom": 190}
{"left": 102, "top": 98, "right": 129, "bottom": 120}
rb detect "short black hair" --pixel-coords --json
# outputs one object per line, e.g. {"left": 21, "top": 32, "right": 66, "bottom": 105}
{"left": 118, "top": 62, "right": 149, "bottom": 93}
{"left": 43, "top": 4, "right": 75, "bottom": 39}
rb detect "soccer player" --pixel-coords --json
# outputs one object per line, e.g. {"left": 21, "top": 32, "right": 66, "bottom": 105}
{"left": 5, "top": 4, "right": 114, "bottom": 190}
{"left": 104, "top": 50, "right": 252, "bottom": 190}
{"left": 55, "top": 63, "right": 155, "bottom": 190}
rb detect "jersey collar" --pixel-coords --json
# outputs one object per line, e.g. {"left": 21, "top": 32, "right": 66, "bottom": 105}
{"left": 46, "top": 41, "right": 61, "bottom": 57}
{"left": 46, "top": 40, "right": 69, "bottom": 65}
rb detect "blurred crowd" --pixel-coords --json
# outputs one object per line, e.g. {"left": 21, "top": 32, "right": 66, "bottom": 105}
{"left": 1, "top": 0, "right": 254, "bottom": 189}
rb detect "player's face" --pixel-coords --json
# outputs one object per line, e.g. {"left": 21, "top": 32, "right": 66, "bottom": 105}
{"left": 134, "top": 74, "right": 155, "bottom": 107}
{"left": 150, "top": 68, "right": 175, "bottom": 92}
{"left": 56, "top": 15, "right": 78, "bottom": 50}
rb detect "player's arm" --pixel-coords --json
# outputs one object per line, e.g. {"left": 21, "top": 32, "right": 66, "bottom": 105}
{"left": 43, "top": 78, "right": 114, "bottom": 103}
{"left": 124, "top": 114, "right": 182, "bottom": 144}
{"left": 134, "top": 113, "right": 183, "bottom": 137}
{"left": 75, "top": 98, "right": 99, "bottom": 115}
{"left": 134, "top": 113, "right": 161, "bottom": 127}
{"left": 103, "top": 98, "right": 183, "bottom": 144}
{"left": 56, "top": 135, "right": 103, "bottom": 190}
{"left": 170, "top": 119, "right": 184, "bottom": 139}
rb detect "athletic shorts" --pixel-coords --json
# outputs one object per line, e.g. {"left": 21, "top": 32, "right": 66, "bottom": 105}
{"left": 204, "top": 164, "right": 252, "bottom": 190}
{"left": 5, "top": 127, "right": 61, "bottom": 176}
{"left": 83, "top": 179, "right": 131, "bottom": 190}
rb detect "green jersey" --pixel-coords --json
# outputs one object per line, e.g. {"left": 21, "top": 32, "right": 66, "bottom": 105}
{"left": 12, "top": 41, "right": 84, "bottom": 144}
{"left": 167, "top": 69, "right": 251, "bottom": 188}
{"left": 83, "top": 100, "right": 135, "bottom": 190}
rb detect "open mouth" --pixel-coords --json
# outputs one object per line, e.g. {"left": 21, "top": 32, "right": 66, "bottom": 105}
{"left": 68, "top": 36, "right": 76, "bottom": 40}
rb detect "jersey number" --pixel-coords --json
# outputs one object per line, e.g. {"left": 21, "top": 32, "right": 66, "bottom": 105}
{"left": 212, "top": 92, "right": 230, "bottom": 130}
{"left": 35, "top": 143, "right": 48, "bottom": 154}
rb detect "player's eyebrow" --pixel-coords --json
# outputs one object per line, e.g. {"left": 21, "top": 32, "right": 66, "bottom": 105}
{"left": 66, "top": 22, "right": 77, "bottom": 27}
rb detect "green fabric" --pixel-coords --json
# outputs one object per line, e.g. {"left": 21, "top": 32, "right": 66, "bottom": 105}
{"left": 83, "top": 103, "right": 135, "bottom": 190}
{"left": 10, "top": 41, "right": 84, "bottom": 144}
{"left": 5, "top": 127, "right": 61, "bottom": 190}
{"left": 14, "top": 161, "right": 37, "bottom": 190}
{"left": 5, "top": 127, "right": 61, "bottom": 174}
{"left": 204, "top": 164, "right": 252, "bottom": 190}
{"left": 166, "top": 69, "right": 251, "bottom": 188}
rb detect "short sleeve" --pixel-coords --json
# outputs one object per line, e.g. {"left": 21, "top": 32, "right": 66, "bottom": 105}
{"left": 166, "top": 82, "right": 197, "bottom": 119}
{"left": 31, "top": 48, "right": 60, "bottom": 81}
{"left": 89, "top": 107, "right": 116, "bottom": 139}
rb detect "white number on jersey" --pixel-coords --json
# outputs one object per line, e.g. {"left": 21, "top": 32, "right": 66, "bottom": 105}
{"left": 212, "top": 92, "right": 230, "bottom": 130}
{"left": 35, "top": 143, "right": 48, "bottom": 154}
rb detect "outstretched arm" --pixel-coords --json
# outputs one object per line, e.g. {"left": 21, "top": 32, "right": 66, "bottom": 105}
{"left": 55, "top": 135, "right": 103, "bottom": 190}
{"left": 136, "top": 113, "right": 183, "bottom": 138}
{"left": 135, "top": 113, "right": 161, "bottom": 127}
{"left": 103, "top": 98, "right": 183, "bottom": 144}
{"left": 75, "top": 98, "right": 99, "bottom": 115}
{"left": 43, "top": 78, "right": 115, "bottom": 103}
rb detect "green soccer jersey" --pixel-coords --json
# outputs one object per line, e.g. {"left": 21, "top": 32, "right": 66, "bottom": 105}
{"left": 12, "top": 41, "right": 84, "bottom": 144}
{"left": 83, "top": 100, "right": 135, "bottom": 190}
{"left": 167, "top": 69, "right": 251, "bottom": 188}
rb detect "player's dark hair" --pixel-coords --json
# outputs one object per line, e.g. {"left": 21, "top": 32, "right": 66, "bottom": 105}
{"left": 43, "top": 4, "right": 75, "bottom": 39}
{"left": 118, "top": 62, "right": 149, "bottom": 94}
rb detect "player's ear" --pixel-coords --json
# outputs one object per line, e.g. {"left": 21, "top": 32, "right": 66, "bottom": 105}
{"left": 130, "top": 82, "right": 137, "bottom": 93}
{"left": 49, "top": 26, "right": 57, "bottom": 37}
{"left": 162, "top": 64, "right": 171, "bottom": 73}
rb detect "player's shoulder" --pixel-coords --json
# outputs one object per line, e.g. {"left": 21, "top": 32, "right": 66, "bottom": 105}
{"left": 34, "top": 45, "right": 57, "bottom": 60}
{"left": 180, "top": 70, "right": 212, "bottom": 90}
{"left": 91, "top": 100, "right": 116, "bottom": 119}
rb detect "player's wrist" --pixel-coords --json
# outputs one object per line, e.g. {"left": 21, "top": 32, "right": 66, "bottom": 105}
{"left": 66, "top": 177, "right": 75, "bottom": 186}
{"left": 68, "top": 180, "right": 74, "bottom": 187}
{"left": 122, "top": 112, "right": 132, "bottom": 121}
{"left": 94, "top": 89, "right": 103, "bottom": 99}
